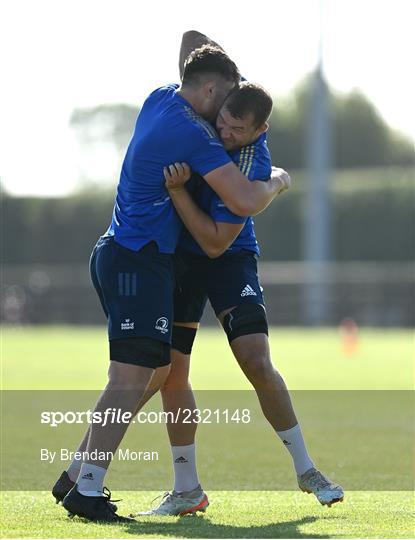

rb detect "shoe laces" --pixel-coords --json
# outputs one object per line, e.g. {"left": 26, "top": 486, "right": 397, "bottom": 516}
{"left": 102, "top": 486, "right": 122, "bottom": 503}
{"left": 308, "top": 470, "right": 335, "bottom": 490}
{"left": 150, "top": 491, "right": 170, "bottom": 504}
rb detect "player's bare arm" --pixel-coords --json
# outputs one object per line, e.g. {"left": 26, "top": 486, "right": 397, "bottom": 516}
{"left": 179, "top": 30, "right": 225, "bottom": 79}
{"left": 204, "top": 163, "right": 291, "bottom": 217}
{"left": 164, "top": 163, "right": 244, "bottom": 258}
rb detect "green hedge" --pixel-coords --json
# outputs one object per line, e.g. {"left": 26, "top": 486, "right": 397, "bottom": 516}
{"left": 254, "top": 167, "right": 414, "bottom": 260}
{"left": 4, "top": 167, "right": 414, "bottom": 263}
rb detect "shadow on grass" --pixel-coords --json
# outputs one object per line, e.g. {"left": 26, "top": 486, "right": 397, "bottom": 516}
{"left": 112, "top": 513, "right": 342, "bottom": 538}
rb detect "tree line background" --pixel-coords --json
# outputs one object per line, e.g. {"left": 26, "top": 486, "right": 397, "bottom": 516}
{"left": 3, "top": 76, "right": 414, "bottom": 264}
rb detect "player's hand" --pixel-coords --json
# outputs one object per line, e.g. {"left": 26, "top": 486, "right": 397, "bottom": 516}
{"left": 270, "top": 166, "right": 291, "bottom": 195}
{"left": 164, "top": 162, "right": 191, "bottom": 192}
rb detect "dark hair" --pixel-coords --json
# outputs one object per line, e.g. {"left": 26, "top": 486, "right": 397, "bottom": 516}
{"left": 182, "top": 45, "right": 240, "bottom": 87}
{"left": 225, "top": 81, "right": 273, "bottom": 128}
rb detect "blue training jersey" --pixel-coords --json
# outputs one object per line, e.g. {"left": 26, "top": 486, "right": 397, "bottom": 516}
{"left": 105, "top": 84, "right": 232, "bottom": 253}
{"left": 178, "top": 133, "right": 272, "bottom": 256}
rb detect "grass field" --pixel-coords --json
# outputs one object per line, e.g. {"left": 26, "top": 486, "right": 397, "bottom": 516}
{"left": 1, "top": 326, "right": 414, "bottom": 538}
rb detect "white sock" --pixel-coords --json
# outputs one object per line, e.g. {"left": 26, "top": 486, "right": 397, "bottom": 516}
{"left": 77, "top": 463, "right": 107, "bottom": 497}
{"left": 171, "top": 444, "right": 199, "bottom": 493}
{"left": 276, "top": 424, "right": 314, "bottom": 476}
{"left": 66, "top": 455, "right": 83, "bottom": 483}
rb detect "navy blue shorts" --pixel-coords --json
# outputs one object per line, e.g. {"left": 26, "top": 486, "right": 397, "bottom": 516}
{"left": 90, "top": 236, "right": 174, "bottom": 344}
{"left": 173, "top": 249, "right": 265, "bottom": 323}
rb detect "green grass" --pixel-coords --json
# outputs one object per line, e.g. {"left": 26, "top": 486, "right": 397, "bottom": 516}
{"left": 1, "top": 326, "right": 413, "bottom": 390}
{"left": 1, "top": 491, "right": 414, "bottom": 538}
{"left": 1, "top": 326, "right": 414, "bottom": 538}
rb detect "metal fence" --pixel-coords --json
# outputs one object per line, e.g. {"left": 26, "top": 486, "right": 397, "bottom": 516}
{"left": 1, "top": 262, "right": 414, "bottom": 327}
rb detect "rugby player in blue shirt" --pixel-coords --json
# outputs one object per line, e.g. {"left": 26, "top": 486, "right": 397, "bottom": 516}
{"left": 52, "top": 41, "right": 288, "bottom": 522}
{"left": 135, "top": 31, "right": 344, "bottom": 517}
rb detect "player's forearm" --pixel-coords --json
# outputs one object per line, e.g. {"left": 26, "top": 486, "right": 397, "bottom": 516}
{"left": 244, "top": 168, "right": 292, "bottom": 216}
{"left": 179, "top": 31, "right": 225, "bottom": 79}
{"left": 204, "top": 163, "right": 289, "bottom": 218}
{"left": 169, "top": 189, "right": 224, "bottom": 258}
{"left": 208, "top": 177, "right": 274, "bottom": 218}
{"left": 246, "top": 178, "right": 281, "bottom": 216}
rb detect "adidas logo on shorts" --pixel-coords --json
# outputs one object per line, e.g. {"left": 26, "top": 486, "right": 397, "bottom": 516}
{"left": 241, "top": 284, "right": 257, "bottom": 297}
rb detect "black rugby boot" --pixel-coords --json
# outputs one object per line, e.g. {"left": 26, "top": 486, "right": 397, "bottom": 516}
{"left": 62, "top": 485, "right": 132, "bottom": 522}
{"left": 52, "top": 472, "right": 117, "bottom": 512}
